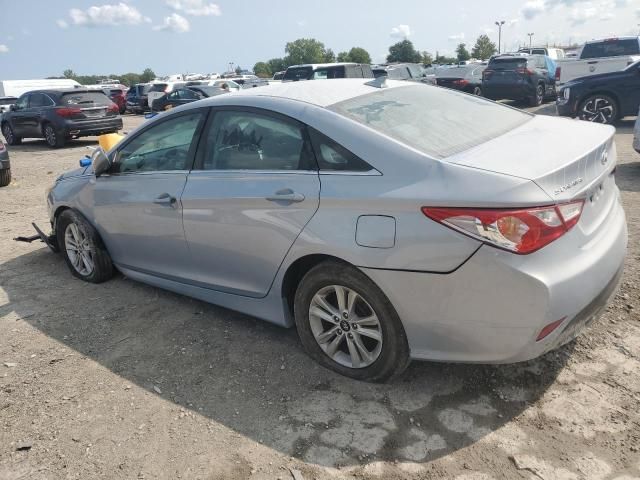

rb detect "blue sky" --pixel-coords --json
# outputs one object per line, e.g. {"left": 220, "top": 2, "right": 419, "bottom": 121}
{"left": 1, "top": 0, "right": 638, "bottom": 79}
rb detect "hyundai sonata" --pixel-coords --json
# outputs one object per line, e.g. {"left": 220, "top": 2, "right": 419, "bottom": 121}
{"left": 39, "top": 79, "right": 626, "bottom": 381}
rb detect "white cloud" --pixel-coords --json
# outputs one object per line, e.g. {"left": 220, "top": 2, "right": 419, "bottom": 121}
{"left": 154, "top": 13, "right": 190, "bottom": 33}
{"left": 166, "top": 0, "right": 221, "bottom": 16}
{"left": 69, "top": 3, "right": 149, "bottom": 27}
{"left": 570, "top": 5, "right": 598, "bottom": 24}
{"left": 56, "top": 19, "right": 69, "bottom": 29}
{"left": 521, "top": 0, "right": 547, "bottom": 19}
{"left": 0, "top": 44, "right": 8, "bottom": 53}
{"left": 390, "top": 24, "right": 411, "bottom": 39}
{"left": 448, "top": 32, "right": 465, "bottom": 41}
{"left": 599, "top": 11, "right": 614, "bottom": 20}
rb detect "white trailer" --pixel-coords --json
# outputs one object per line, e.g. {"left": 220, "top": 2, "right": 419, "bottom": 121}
{"left": 0, "top": 79, "right": 82, "bottom": 97}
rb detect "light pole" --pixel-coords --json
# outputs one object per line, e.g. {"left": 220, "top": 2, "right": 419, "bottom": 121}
{"left": 495, "top": 20, "right": 505, "bottom": 54}
{"left": 528, "top": 32, "right": 534, "bottom": 50}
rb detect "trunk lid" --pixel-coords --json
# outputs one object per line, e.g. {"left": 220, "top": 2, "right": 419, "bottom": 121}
{"left": 446, "top": 115, "right": 617, "bottom": 234}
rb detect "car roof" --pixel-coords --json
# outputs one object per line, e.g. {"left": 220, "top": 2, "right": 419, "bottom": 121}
{"left": 287, "top": 63, "right": 360, "bottom": 69}
{"left": 584, "top": 36, "right": 639, "bottom": 44}
{"left": 23, "top": 88, "right": 106, "bottom": 95}
{"left": 204, "top": 78, "right": 410, "bottom": 108}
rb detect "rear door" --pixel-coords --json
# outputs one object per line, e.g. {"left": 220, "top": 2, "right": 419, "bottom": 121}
{"left": 180, "top": 107, "right": 320, "bottom": 297}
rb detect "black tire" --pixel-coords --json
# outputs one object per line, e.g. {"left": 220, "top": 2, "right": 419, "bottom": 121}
{"left": 294, "top": 261, "right": 410, "bottom": 382}
{"left": 43, "top": 123, "right": 65, "bottom": 148}
{"left": 529, "top": 83, "right": 544, "bottom": 107}
{"left": 577, "top": 94, "right": 618, "bottom": 125}
{"left": 2, "top": 123, "right": 22, "bottom": 146}
{"left": 472, "top": 86, "right": 482, "bottom": 96}
{"left": 56, "top": 209, "right": 114, "bottom": 283}
{"left": 119, "top": 105, "right": 126, "bottom": 115}
{"left": 0, "top": 168, "right": 10, "bottom": 187}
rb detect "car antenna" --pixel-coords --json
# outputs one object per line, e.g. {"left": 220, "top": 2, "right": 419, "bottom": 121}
{"left": 365, "top": 76, "right": 388, "bottom": 88}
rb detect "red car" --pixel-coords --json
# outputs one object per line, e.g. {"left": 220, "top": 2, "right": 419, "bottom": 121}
{"left": 104, "top": 88, "right": 127, "bottom": 114}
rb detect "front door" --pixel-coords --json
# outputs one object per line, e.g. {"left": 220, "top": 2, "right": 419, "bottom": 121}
{"left": 181, "top": 107, "right": 320, "bottom": 297}
{"left": 92, "top": 110, "right": 206, "bottom": 279}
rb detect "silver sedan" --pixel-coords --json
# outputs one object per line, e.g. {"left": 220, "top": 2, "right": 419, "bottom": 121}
{"left": 44, "top": 79, "right": 627, "bottom": 381}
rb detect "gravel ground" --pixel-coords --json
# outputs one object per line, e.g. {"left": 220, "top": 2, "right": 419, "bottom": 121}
{"left": 0, "top": 107, "right": 639, "bottom": 480}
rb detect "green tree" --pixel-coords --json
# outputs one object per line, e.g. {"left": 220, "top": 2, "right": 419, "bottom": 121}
{"left": 253, "top": 62, "right": 272, "bottom": 78}
{"left": 346, "top": 47, "right": 371, "bottom": 64}
{"left": 267, "top": 58, "right": 288, "bottom": 74}
{"left": 471, "top": 35, "right": 497, "bottom": 60}
{"left": 324, "top": 48, "right": 336, "bottom": 63}
{"left": 337, "top": 51, "right": 349, "bottom": 62}
{"left": 386, "top": 40, "right": 421, "bottom": 63}
{"left": 140, "top": 68, "right": 156, "bottom": 83}
{"left": 63, "top": 69, "right": 76, "bottom": 79}
{"left": 284, "top": 38, "right": 331, "bottom": 65}
{"left": 421, "top": 51, "right": 434, "bottom": 65}
{"left": 456, "top": 43, "right": 471, "bottom": 62}
{"left": 435, "top": 54, "right": 457, "bottom": 64}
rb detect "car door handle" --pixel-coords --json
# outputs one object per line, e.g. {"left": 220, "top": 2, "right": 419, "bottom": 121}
{"left": 265, "top": 189, "right": 305, "bottom": 203}
{"left": 153, "top": 193, "right": 177, "bottom": 206}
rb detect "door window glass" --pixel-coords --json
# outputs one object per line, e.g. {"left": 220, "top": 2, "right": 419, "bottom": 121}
{"left": 28, "top": 93, "right": 46, "bottom": 108}
{"left": 114, "top": 112, "right": 203, "bottom": 173}
{"left": 201, "top": 110, "right": 315, "bottom": 171}
{"left": 15, "top": 95, "right": 28, "bottom": 110}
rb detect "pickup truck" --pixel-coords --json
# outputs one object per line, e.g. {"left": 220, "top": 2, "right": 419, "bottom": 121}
{"left": 555, "top": 37, "right": 640, "bottom": 86}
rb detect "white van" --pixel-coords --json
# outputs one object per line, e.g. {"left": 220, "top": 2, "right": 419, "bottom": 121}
{"left": 0, "top": 79, "right": 81, "bottom": 97}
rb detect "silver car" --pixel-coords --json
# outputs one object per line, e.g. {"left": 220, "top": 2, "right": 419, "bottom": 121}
{"left": 43, "top": 79, "right": 627, "bottom": 382}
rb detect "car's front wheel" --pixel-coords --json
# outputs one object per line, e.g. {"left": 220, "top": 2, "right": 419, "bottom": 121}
{"left": 578, "top": 94, "right": 618, "bottom": 124}
{"left": 56, "top": 209, "right": 114, "bottom": 283}
{"left": 294, "top": 261, "right": 410, "bottom": 382}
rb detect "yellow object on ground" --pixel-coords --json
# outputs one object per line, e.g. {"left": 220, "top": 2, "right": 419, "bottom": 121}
{"left": 98, "top": 133, "right": 124, "bottom": 152}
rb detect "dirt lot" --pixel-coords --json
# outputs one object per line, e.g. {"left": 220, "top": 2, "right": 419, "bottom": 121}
{"left": 1, "top": 108, "right": 639, "bottom": 480}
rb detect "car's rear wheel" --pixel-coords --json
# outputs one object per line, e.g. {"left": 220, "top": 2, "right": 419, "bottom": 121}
{"left": 0, "top": 167, "right": 11, "bottom": 187}
{"left": 472, "top": 86, "right": 482, "bottom": 96}
{"left": 43, "top": 123, "right": 65, "bottom": 148}
{"left": 56, "top": 209, "right": 114, "bottom": 283}
{"left": 529, "top": 83, "right": 544, "bottom": 107}
{"left": 2, "top": 123, "right": 21, "bottom": 146}
{"left": 294, "top": 261, "right": 410, "bottom": 382}
{"left": 578, "top": 94, "right": 618, "bottom": 125}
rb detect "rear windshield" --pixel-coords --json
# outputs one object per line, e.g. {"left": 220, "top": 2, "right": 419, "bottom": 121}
{"left": 0, "top": 98, "right": 16, "bottom": 105}
{"left": 148, "top": 83, "right": 168, "bottom": 93}
{"left": 60, "top": 92, "right": 111, "bottom": 107}
{"left": 581, "top": 39, "right": 640, "bottom": 59}
{"left": 189, "top": 86, "right": 224, "bottom": 97}
{"left": 329, "top": 85, "right": 531, "bottom": 159}
{"left": 283, "top": 67, "right": 313, "bottom": 81}
{"left": 489, "top": 58, "right": 527, "bottom": 69}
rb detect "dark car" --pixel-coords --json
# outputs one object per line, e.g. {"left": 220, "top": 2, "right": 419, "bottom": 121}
{"left": 0, "top": 141, "right": 10, "bottom": 187}
{"left": 1, "top": 89, "right": 122, "bottom": 148}
{"left": 150, "top": 86, "right": 227, "bottom": 111}
{"left": 283, "top": 63, "right": 374, "bottom": 81}
{"left": 0, "top": 96, "right": 17, "bottom": 114}
{"left": 372, "top": 63, "right": 436, "bottom": 85}
{"left": 557, "top": 60, "right": 640, "bottom": 124}
{"left": 104, "top": 88, "right": 127, "bottom": 114}
{"left": 482, "top": 54, "right": 557, "bottom": 106}
{"left": 435, "top": 63, "right": 487, "bottom": 96}
{"left": 126, "top": 83, "right": 152, "bottom": 114}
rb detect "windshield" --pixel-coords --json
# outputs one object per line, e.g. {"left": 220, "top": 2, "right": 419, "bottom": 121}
{"left": 329, "top": 85, "right": 531, "bottom": 158}
{"left": 283, "top": 67, "right": 313, "bottom": 81}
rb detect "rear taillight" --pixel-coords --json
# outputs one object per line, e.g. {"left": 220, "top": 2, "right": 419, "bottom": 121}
{"left": 421, "top": 200, "right": 585, "bottom": 255}
{"left": 516, "top": 67, "right": 534, "bottom": 76}
{"left": 555, "top": 66, "right": 561, "bottom": 82}
{"left": 55, "top": 107, "right": 82, "bottom": 118}
{"left": 452, "top": 79, "right": 469, "bottom": 87}
{"left": 107, "top": 103, "right": 119, "bottom": 113}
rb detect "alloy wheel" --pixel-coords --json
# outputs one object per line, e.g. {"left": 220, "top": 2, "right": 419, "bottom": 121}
{"left": 580, "top": 97, "right": 615, "bottom": 124}
{"left": 308, "top": 285, "right": 383, "bottom": 369}
{"left": 64, "top": 223, "right": 94, "bottom": 276}
{"left": 536, "top": 85, "right": 544, "bottom": 104}
{"left": 2, "top": 124, "right": 13, "bottom": 143}
{"left": 473, "top": 86, "right": 482, "bottom": 96}
{"left": 44, "top": 125, "right": 57, "bottom": 146}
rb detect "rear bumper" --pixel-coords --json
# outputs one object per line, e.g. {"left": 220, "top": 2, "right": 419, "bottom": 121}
{"left": 483, "top": 84, "right": 534, "bottom": 101}
{"left": 362, "top": 197, "right": 627, "bottom": 363}
{"left": 62, "top": 117, "right": 123, "bottom": 137}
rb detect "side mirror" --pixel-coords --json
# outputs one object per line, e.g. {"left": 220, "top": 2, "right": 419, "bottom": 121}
{"left": 92, "top": 147, "right": 112, "bottom": 177}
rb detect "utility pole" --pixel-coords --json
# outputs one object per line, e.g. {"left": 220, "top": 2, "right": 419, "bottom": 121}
{"left": 495, "top": 20, "right": 505, "bottom": 54}
{"left": 528, "top": 32, "right": 534, "bottom": 49}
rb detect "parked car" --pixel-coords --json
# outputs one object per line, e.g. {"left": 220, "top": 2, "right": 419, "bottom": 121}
{"left": 151, "top": 86, "right": 227, "bottom": 111}
{"left": 518, "top": 47, "right": 565, "bottom": 60}
{"left": 0, "top": 96, "right": 17, "bottom": 114}
{"left": 147, "top": 81, "right": 187, "bottom": 112}
{"left": 193, "top": 80, "right": 241, "bottom": 92}
{"left": 634, "top": 109, "right": 640, "bottom": 153}
{"left": 126, "top": 83, "right": 152, "bottom": 114}
{"left": 372, "top": 63, "right": 436, "bottom": 85}
{"left": 283, "top": 63, "right": 374, "bottom": 81}
{"left": 435, "top": 64, "right": 487, "bottom": 96}
{"left": 0, "top": 141, "right": 10, "bottom": 187}
{"left": 555, "top": 36, "right": 640, "bottom": 86}
{"left": 224, "top": 75, "right": 269, "bottom": 88}
{"left": 38, "top": 79, "right": 625, "bottom": 381}
{"left": 557, "top": 59, "right": 640, "bottom": 124}
{"left": 483, "top": 54, "right": 557, "bottom": 106}
{"left": 272, "top": 71, "right": 286, "bottom": 81}
{"left": 1, "top": 89, "right": 122, "bottom": 148}
{"left": 104, "top": 88, "right": 127, "bottom": 114}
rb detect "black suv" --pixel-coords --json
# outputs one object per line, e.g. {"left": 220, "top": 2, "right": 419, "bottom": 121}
{"left": 482, "top": 55, "right": 556, "bottom": 106}
{"left": 283, "top": 63, "right": 374, "bottom": 81}
{"left": 1, "top": 89, "right": 122, "bottom": 148}
{"left": 557, "top": 60, "right": 640, "bottom": 124}
{"left": 125, "top": 83, "right": 152, "bottom": 114}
